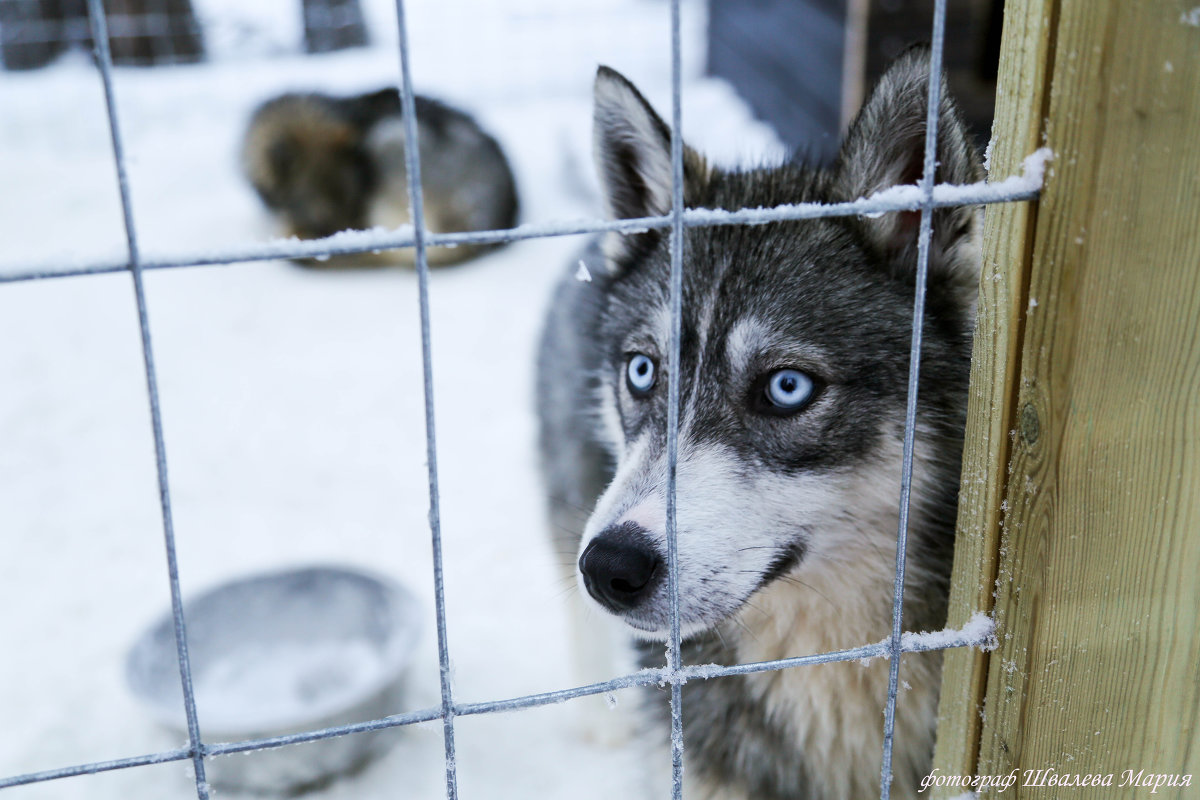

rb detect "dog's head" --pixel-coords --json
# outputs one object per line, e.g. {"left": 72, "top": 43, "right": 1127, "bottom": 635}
{"left": 576, "top": 50, "right": 983, "bottom": 639}
{"left": 244, "top": 95, "right": 375, "bottom": 239}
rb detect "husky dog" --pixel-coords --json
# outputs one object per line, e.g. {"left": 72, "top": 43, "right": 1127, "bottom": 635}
{"left": 242, "top": 89, "right": 518, "bottom": 267}
{"left": 536, "top": 48, "right": 982, "bottom": 800}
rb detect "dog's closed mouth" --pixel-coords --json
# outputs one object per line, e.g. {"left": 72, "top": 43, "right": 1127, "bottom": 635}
{"left": 757, "top": 540, "right": 809, "bottom": 591}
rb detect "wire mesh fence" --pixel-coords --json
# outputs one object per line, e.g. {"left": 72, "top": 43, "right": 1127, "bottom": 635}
{"left": 0, "top": 0, "right": 1043, "bottom": 797}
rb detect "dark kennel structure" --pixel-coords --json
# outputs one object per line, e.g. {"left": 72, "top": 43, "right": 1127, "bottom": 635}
{"left": 0, "top": 0, "right": 367, "bottom": 68}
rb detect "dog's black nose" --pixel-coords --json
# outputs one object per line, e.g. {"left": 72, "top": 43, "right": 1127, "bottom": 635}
{"left": 579, "top": 523, "right": 662, "bottom": 613}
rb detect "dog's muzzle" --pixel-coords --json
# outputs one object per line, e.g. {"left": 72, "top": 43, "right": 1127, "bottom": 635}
{"left": 578, "top": 522, "right": 662, "bottom": 613}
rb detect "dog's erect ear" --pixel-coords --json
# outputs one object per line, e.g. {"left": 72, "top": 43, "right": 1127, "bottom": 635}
{"left": 833, "top": 46, "right": 983, "bottom": 290}
{"left": 593, "top": 66, "right": 675, "bottom": 221}
{"left": 592, "top": 67, "right": 708, "bottom": 265}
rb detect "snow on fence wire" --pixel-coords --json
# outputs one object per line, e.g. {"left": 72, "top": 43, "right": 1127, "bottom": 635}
{"left": 0, "top": 0, "right": 1043, "bottom": 798}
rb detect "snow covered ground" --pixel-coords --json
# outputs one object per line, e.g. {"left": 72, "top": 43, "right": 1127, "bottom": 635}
{"left": 0, "top": 2, "right": 784, "bottom": 797}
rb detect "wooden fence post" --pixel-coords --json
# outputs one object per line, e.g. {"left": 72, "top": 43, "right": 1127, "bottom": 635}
{"left": 933, "top": 0, "right": 1200, "bottom": 796}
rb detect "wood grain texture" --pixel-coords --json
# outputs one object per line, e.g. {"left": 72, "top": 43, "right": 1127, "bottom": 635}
{"left": 973, "top": 1, "right": 1200, "bottom": 796}
{"left": 930, "top": 1, "right": 1057, "bottom": 793}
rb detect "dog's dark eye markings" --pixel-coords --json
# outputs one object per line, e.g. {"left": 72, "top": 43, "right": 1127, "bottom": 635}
{"left": 626, "top": 353, "right": 657, "bottom": 396}
{"left": 753, "top": 369, "right": 817, "bottom": 415}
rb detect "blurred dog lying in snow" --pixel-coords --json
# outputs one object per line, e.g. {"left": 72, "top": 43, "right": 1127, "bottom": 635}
{"left": 242, "top": 88, "right": 518, "bottom": 267}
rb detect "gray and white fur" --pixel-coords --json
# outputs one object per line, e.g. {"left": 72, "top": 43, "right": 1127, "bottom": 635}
{"left": 242, "top": 89, "right": 519, "bottom": 267}
{"left": 536, "top": 48, "right": 982, "bottom": 800}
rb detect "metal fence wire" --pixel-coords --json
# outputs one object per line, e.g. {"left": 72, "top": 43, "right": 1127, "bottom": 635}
{"left": 0, "top": 0, "right": 1043, "bottom": 798}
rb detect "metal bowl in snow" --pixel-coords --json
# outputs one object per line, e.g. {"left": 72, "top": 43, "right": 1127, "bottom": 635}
{"left": 125, "top": 566, "right": 422, "bottom": 794}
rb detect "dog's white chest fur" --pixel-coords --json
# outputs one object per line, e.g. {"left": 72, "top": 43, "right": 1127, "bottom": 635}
{"left": 684, "top": 561, "right": 942, "bottom": 800}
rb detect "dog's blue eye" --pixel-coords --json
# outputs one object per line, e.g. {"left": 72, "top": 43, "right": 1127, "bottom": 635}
{"left": 626, "top": 354, "right": 656, "bottom": 395}
{"left": 764, "top": 369, "right": 814, "bottom": 410}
